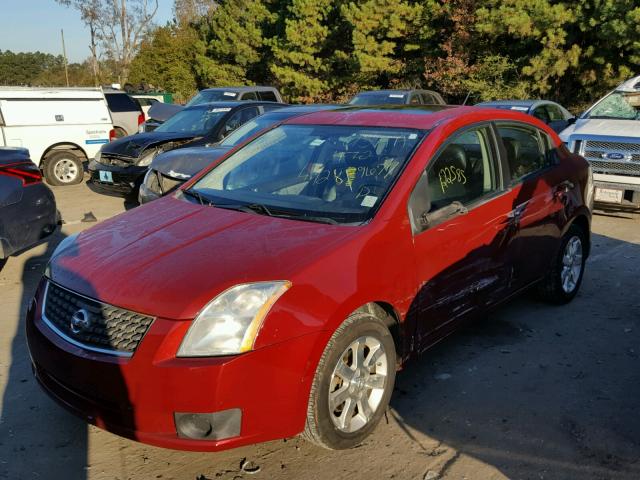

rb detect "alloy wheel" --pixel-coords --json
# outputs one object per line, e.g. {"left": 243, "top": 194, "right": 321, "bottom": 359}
{"left": 561, "top": 235, "right": 583, "bottom": 293}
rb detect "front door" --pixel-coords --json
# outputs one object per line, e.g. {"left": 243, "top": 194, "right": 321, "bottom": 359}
{"left": 408, "top": 124, "right": 514, "bottom": 352}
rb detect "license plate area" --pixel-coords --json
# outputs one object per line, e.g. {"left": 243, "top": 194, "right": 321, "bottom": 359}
{"left": 594, "top": 187, "right": 623, "bottom": 204}
{"left": 99, "top": 171, "right": 113, "bottom": 183}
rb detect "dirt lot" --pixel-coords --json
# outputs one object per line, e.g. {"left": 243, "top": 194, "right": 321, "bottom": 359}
{"left": 1, "top": 182, "right": 639, "bottom": 480}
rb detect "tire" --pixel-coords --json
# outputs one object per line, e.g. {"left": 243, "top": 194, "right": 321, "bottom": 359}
{"left": 538, "top": 224, "right": 587, "bottom": 304}
{"left": 43, "top": 151, "right": 84, "bottom": 186}
{"left": 303, "top": 310, "right": 396, "bottom": 450}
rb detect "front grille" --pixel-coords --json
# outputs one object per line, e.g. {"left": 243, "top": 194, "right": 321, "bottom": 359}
{"left": 585, "top": 140, "right": 640, "bottom": 153}
{"left": 578, "top": 138, "right": 640, "bottom": 177}
{"left": 586, "top": 159, "right": 640, "bottom": 176}
{"left": 43, "top": 281, "right": 154, "bottom": 356}
{"left": 99, "top": 155, "right": 134, "bottom": 168}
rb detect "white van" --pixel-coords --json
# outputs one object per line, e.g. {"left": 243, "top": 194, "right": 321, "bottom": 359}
{"left": 0, "top": 87, "right": 114, "bottom": 185}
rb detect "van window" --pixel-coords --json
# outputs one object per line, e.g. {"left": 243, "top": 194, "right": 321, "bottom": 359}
{"left": 105, "top": 93, "right": 140, "bottom": 113}
{"left": 258, "top": 91, "right": 278, "bottom": 102}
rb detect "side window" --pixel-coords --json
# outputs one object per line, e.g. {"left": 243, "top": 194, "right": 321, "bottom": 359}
{"left": 531, "top": 106, "right": 550, "bottom": 124}
{"left": 240, "top": 91, "right": 258, "bottom": 101}
{"left": 425, "top": 126, "right": 498, "bottom": 211}
{"left": 422, "top": 93, "right": 435, "bottom": 104}
{"left": 222, "top": 107, "right": 260, "bottom": 136}
{"left": 545, "top": 104, "right": 564, "bottom": 121}
{"left": 258, "top": 90, "right": 278, "bottom": 102}
{"left": 105, "top": 93, "right": 140, "bottom": 112}
{"left": 497, "top": 123, "right": 550, "bottom": 182}
{"left": 410, "top": 94, "right": 422, "bottom": 105}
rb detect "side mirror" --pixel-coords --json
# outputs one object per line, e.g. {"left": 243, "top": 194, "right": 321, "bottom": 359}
{"left": 408, "top": 171, "right": 431, "bottom": 234}
{"left": 567, "top": 116, "right": 577, "bottom": 125}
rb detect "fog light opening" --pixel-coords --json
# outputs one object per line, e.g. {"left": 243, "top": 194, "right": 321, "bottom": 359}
{"left": 174, "top": 408, "right": 242, "bottom": 441}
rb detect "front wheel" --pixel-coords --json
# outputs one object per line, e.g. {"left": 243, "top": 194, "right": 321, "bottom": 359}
{"left": 43, "top": 151, "right": 84, "bottom": 186}
{"left": 303, "top": 311, "right": 396, "bottom": 449}
{"left": 538, "top": 224, "right": 587, "bottom": 304}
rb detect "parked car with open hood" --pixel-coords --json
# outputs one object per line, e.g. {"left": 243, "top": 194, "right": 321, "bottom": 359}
{"left": 476, "top": 100, "right": 575, "bottom": 134}
{"left": 144, "top": 86, "right": 284, "bottom": 131}
{"left": 139, "top": 104, "right": 344, "bottom": 203}
{"left": 560, "top": 75, "right": 640, "bottom": 209}
{"left": 28, "top": 105, "right": 591, "bottom": 452}
{"left": 349, "top": 89, "right": 445, "bottom": 106}
{"left": 0, "top": 147, "right": 59, "bottom": 271}
{"left": 88, "top": 101, "right": 285, "bottom": 198}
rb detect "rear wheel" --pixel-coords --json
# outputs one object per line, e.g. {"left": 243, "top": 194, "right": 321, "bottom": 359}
{"left": 303, "top": 310, "right": 396, "bottom": 449}
{"left": 538, "top": 224, "right": 586, "bottom": 304}
{"left": 43, "top": 151, "right": 84, "bottom": 186}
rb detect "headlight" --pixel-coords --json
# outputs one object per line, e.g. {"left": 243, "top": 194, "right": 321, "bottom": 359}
{"left": 137, "top": 149, "right": 157, "bottom": 167}
{"left": 177, "top": 281, "right": 291, "bottom": 357}
{"left": 44, "top": 233, "right": 80, "bottom": 278}
{"left": 94, "top": 150, "right": 102, "bottom": 164}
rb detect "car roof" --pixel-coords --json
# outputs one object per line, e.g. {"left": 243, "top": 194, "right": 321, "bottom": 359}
{"left": 283, "top": 105, "right": 543, "bottom": 131}
{"left": 354, "top": 89, "right": 436, "bottom": 96}
{"left": 199, "top": 86, "right": 278, "bottom": 92}
{"left": 477, "top": 99, "right": 541, "bottom": 108}
{"left": 183, "top": 101, "right": 274, "bottom": 110}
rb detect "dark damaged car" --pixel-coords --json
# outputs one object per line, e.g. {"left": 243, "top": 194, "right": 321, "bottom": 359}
{"left": 0, "top": 148, "right": 59, "bottom": 270}
{"left": 139, "top": 105, "right": 344, "bottom": 203}
{"left": 88, "top": 101, "right": 284, "bottom": 198}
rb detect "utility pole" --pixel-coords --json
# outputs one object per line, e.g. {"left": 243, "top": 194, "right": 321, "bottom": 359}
{"left": 61, "top": 29, "right": 70, "bottom": 87}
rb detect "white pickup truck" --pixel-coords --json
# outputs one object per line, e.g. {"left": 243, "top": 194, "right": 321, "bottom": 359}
{"left": 561, "top": 75, "right": 640, "bottom": 209}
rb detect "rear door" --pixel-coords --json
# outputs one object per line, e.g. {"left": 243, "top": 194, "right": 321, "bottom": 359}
{"left": 494, "top": 122, "right": 566, "bottom": 288}
{"left": 409, "top": 123, "right": 514, "bottom": 350}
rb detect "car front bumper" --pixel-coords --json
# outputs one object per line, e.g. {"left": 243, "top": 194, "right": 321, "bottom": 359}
{"left": 87, "top": 160, "right": 147, "bottom": 197}
{"left": 26, "top": 280, "right": 318, "bottom": 451}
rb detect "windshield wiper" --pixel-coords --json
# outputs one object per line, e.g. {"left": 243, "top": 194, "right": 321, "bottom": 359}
{"left": 215, "top": 202, "right": 339, "bottom": 224}
{"left": 182, "top": 189, "right": 211, "bottom": 205}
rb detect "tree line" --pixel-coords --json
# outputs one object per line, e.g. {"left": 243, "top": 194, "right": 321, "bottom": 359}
{"left": 2, "top": 0, "right": 638, "bottom": 111}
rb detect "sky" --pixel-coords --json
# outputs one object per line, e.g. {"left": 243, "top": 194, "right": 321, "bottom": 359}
{"left": 1, "top": 0, "right": 174, "bottom": 62}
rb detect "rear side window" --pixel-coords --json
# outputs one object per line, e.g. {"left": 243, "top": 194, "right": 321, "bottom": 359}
{"left": 545, "top": 104, "right": 564, "bottom": 121}
{"left": 240, "top": 91, "right": 258, "bottom": 100}
{"left": 221, "top": 107, "right": 261, "bottom": 137}
{"left": 258, "top": 91, "right": 278, "bottom": 102}
{"left": 424, "top": 126, "right": 499, "bottom": 211}
{"left": 105, "top": 93, "right": 141, "bottom": 112}
{"left": 497, "top": 123, "right": 551, "bottom": 182}
{"left": 410, "top": 94, "right": 422, "bottom": 105}
{"left": 531, "top": 106, "right": 550, "bottom": 124}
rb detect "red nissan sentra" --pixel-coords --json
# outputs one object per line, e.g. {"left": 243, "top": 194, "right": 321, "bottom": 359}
{"left": 26, "top": 106, "right": 592, "bottom": 451}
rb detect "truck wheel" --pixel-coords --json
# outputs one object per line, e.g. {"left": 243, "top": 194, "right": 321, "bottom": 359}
{"left": 43, "top": 151, "right": 84, "bottom": 186}
{"left": 538, "top": 224, "right": 587, "bottom": 304}
{"left": 303, "top": 310, "right": 396, "bottom": 450}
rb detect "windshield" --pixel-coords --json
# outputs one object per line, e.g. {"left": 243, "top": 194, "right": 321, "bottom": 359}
{"left": 350, "top": 93, "right": 407, "bottom": 105}
{"left": 154, "top": 107, "right": 231, "bottom": 135}
{"left": 219, "top": 114, "right": 286, "bottom": 147}
{"left": 187, "top": 90, "right": 238, "bottom": 106}
{"left": 189, "top": 124, "right": 425, "bottom": 224}
{"left": 585, "top": 91, "right": 640, "bottom": 120}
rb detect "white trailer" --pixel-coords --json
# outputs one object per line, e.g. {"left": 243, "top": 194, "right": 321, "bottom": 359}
{"left": 0, "top": 87, "right": 114, "bottom": 185}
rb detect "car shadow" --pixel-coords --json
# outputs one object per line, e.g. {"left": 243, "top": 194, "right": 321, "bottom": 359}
{"left": 390, "top": 232, "right": 640, "bottom": 479}
{"left": 1, "top": 229, "right": 136, "bottom": 480}
{"left": 0, "top": 233, "right": 88, "bottom": 480}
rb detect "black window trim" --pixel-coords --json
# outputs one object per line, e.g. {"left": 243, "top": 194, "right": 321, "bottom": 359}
{"left": 493, "top": 120, "right": 557, "bottom": 187}
{"left": 408, "top": 121, "right": 506, "bottom": 235}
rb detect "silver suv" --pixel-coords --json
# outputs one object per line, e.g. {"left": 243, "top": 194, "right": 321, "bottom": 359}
{"left": 104, "top": 90, "right": 145, "bottom": 137}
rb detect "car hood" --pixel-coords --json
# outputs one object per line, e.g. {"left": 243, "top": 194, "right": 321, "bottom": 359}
{"left": 101, "top": 132, "right": 199, "bottom": 159}
{"left": 559, "top": 118, "right": 640, "bottom": 142}
{"left": 151, "top": 145, "right": 232, "bottom": 178}
{"left": 48, "top": 196, "right": 360, "bottom": 320}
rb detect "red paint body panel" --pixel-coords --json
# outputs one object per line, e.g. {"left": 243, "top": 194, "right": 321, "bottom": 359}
{"left": 26, "top": 107, "right": 591, "bottom": 451}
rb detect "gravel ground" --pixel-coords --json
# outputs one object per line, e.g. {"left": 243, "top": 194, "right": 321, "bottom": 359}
{"left": 1, "top": 181, "right": 639, "bottom": 480}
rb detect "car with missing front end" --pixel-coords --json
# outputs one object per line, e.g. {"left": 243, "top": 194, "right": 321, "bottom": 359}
{"left": 88, "top": 101, "right": 285, "bottom": 199}
{"left": 139, "top": 104, "right": 345, "bottom": 204}
{"left": 0, "top": 147, "right": 59, "bottom": 271}
{"left": 27, "top": 105, "right": 591, "bottom": 452}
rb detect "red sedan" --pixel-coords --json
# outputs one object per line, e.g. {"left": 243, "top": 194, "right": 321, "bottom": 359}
{"left": 26, "top": 106, "right": 592, "bottom": 451}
